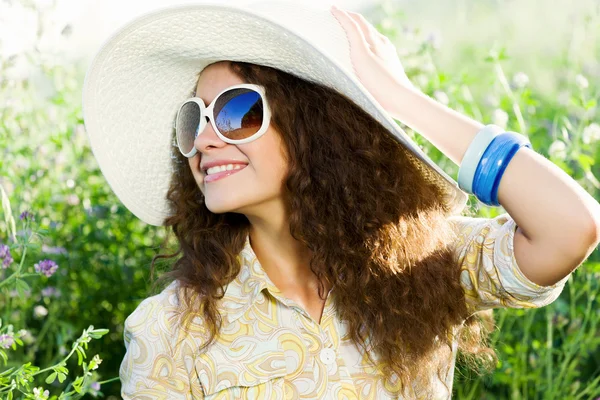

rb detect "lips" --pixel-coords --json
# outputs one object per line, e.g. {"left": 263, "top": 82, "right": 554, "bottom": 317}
{"left": 203, "top": 164, "right": 247, "bottom": 183}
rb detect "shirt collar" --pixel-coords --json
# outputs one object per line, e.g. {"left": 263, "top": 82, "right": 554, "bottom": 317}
{"left": 218, "top": 234, "right": 285, "bottom": 324}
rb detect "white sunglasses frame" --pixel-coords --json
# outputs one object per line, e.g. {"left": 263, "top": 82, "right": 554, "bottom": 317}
{"left": 175, "top": 83, "right": 272, "bottom": 158}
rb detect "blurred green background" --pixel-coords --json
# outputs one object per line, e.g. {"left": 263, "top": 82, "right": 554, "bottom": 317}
{"left": 1, "top": 0, "right": 599, "bottom": 398}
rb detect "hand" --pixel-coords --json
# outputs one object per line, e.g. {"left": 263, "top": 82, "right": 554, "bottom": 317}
{"left": 330, "top": 5, "right": 415, "bottom": 114}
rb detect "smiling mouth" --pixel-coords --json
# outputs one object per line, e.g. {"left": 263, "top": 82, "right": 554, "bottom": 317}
{"left": 203, "top": 164, "right": 248, "bottom": 183}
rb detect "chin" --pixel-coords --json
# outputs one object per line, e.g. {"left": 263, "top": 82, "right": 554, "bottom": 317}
{"left": 205, "top": 200, "right": 241, "bottom": 215}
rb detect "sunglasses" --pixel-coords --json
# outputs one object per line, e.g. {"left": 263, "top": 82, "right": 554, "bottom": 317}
{"left": 175, "top": 83, "right": 272, "bottom": 158}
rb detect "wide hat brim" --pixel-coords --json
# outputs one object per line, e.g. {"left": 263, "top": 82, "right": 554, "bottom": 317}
{"left": 82, "top": 0, "right": 469, "bottom": 226}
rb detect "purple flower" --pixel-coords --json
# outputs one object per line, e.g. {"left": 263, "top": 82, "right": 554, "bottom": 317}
{"left": 41, "top": 244, "right": 68, "bottom": 255}
{"left": 2, "top": 255, "right": 13, "bottom": 268}
{"left": 19, "top": 211, "right": 34, "bottom": 221}
{"left": 41, "top": 286, "right": 61, "bottom": 298}
{"left": 0, "top": 244, "right": 12, "bottom": 269}
{"left": 34, "top": 259, "right": 58, "bottom": 278}
{"left": 0, "top": 334, "right": 14, "bottom": 349}
{"left": 0, "top": 244, "right": 8, "bottom": 258}
{"left": 91, "top": 382, "right": 101, "bottom": 391}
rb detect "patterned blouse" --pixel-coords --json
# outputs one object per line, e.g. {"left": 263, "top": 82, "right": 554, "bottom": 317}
{"left": 119, "top": 213, "right": 570, "bottom": 399}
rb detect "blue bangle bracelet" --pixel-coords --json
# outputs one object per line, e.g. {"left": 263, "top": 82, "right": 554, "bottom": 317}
{"left": 473, "top": 132, "right": 531, "bottom": 206}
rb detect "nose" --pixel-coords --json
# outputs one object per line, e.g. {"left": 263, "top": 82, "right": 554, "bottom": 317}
{"left": 194, "top": 116, "right": 227, "bottom": 153}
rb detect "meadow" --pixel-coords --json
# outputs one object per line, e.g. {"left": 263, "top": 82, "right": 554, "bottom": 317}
{"left": 0, "top": 0, "right": 599, "bottom": 398}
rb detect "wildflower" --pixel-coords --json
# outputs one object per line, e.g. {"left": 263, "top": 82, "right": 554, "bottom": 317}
{"left": 512, "top": 72, "right": 529, "bottom": 89}
{"left": 34, "top": 259, "right": 58, "bottom": 277}
{"left": 32, "top": 387, "right": 50, "bottom": 400}
{"left": 483, "top": 94, "right": 499, "bottom": 108}
{"left": 492, "top": 109, "right": 509, "bottom": 129}
{"left": 34, "top": 305, "right": 48, "bottom": 319}
{"left": 89, "top": 354, "right": 103, "bottom": 371}
{"left": 19, "top": 329, "right": 35, "bottom": 345}
{"left": 548, "top": 140, "right": 568, "bottom": 160}
{"left": 575, "top": 74, "right": 589, "bottom": 89}
{"left": 41, "top": 286, "right": 61, "bottom": 298}
{"left": 582, "top": 123, "right": 600, "bottom": 145}
{"left": 425, "top": 31, "right": 442, "bottom": 50}
{"left": 557, "top": 90, "right": 570, "bottom": 106}
{"left": 0, "top": 244, "right": 13, "bottom": 268}
{"left": 19, "top": 210, "right": 33, "bottom": 221}
{"left": 420, "top": 61, "right": 435, "bottom": 74}
{"left": 0, "top": 334, "right": 14, "bottom": 349}
{"left": 433, "top": 90, "right": 449, "bottom": 105}
{"left": 66, "top": 194, "right": 80, "bottom": 206}
{"left": 41, "top": 245, "right": 67, "bottom": 255}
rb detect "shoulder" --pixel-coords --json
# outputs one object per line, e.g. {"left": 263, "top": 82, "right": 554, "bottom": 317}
{"left": 120, "top": 280, "right": 206, "bottom": 399}
{"left": 123, "top": 280, "right": 202, "bottom": 350}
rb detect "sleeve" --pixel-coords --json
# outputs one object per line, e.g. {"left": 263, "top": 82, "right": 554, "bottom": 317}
{"left": 119, "top": 283, "right": 203, "bottom": 399}
{"left": 449, "top": 213, "right": 571, "bottom": 316}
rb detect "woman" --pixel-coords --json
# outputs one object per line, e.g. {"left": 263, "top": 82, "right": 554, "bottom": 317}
{"left": 81, "top": 2, "right": 600, "bottom": 399}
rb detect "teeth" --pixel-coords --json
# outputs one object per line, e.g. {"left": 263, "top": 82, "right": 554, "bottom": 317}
{"left": 206, "top": 164, "right": 246, "bottom": 175}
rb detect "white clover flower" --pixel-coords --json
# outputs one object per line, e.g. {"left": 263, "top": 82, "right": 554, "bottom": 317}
{"left": 433, "top": 90, "right": 449, "bottom": 105}
{"left": 32, "top": 387, "right": 50, "bottom": 400}
{"left": 492, "top": 109, "right": 509, "bottom": 129}
{"left": 414, "top": 75, "right": 428, "bottom": 89}
{"left": 582, "top": 123, "right": 600, "bottom": 145}
{"left": 483, "top": 94, "right": 499, "bottom": 108}
{"left": 421, "top": 61, "right": 435, "bottom": 74}
{"left": 557, "top": 90, "right": 570, "bottom": 106}
{"left": 381, "top": 17, "right": 394, "bottom": 30}
{"left": 575, "top": 74, "right": 589, "bottom": 90}
{"left": 33, "top": 305, "right": 48, "bottom": 319}
{"left": 66, "top": 194, "right": 80, "bottom": 206}
{"left": 548, "top": 140, "right": 568, "bottom": 160}
{"left": 512, "top": 72, "right": 529, "bottom": 89}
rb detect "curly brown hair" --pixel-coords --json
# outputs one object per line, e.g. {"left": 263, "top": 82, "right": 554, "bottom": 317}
{"left": 150, "top": 60, "right": 497, "bottom": 397}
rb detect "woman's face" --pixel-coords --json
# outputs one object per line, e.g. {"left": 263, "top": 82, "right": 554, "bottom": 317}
{"left": 188, "top": 62, "right": 289, "bottom": 218}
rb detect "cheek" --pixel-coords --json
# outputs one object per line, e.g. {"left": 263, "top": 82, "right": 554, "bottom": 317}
{"left": 256, "top": 140, "right": 288, "bottom": 180}
{"left": 187, "top": 158, "right": 204, "bottom": 187}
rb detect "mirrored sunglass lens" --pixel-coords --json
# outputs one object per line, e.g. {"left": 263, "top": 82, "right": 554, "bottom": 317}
{"left": 176, "top": 101, "right": 201, "bottom": 154}
{"left": 215, "top": 89, "right": 263, "bottom": 140}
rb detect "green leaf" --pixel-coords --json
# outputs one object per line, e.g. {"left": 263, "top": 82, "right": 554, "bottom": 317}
{"left": 57, "top": 372, "right": 67, "bottom": 383}
{"left": 578, "top": 153, "right": 595, "bottom": 169}
{"left": 46, "top": 372, "right": 57, "bottom": 384}
{"left": 585, "top": 98, "right": 597, "bottom": 110}
{"left": 76, "top": 348, "right": 83, "bottom": 365}
{"left": 89, "top": 329, "right": 109, "bottom": 339}
{"left": 72, "top": 376, "right": 84, "bottom": 393}
{"left": 15, "top": 279, "right": 30, "bottom": 298}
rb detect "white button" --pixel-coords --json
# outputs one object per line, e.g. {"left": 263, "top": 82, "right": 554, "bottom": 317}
{"left": 319, "top": 348, "right": 336, "bottom": 365}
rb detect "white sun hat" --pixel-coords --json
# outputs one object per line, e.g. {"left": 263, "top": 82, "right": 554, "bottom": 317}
{"left": 81, "top": 0, "right": 469, "bottom": 226}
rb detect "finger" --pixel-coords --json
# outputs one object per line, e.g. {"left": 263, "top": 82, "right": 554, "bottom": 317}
{"left": 330, "top": 6, "right": 373, "bottom": 53}
{"left": 346, "top": 11, "right": 385, "bottom": 47}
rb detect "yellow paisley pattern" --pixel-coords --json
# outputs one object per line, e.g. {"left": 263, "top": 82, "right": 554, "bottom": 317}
{"left": 120, "top": 213, "right": 570, "bottom": 399}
